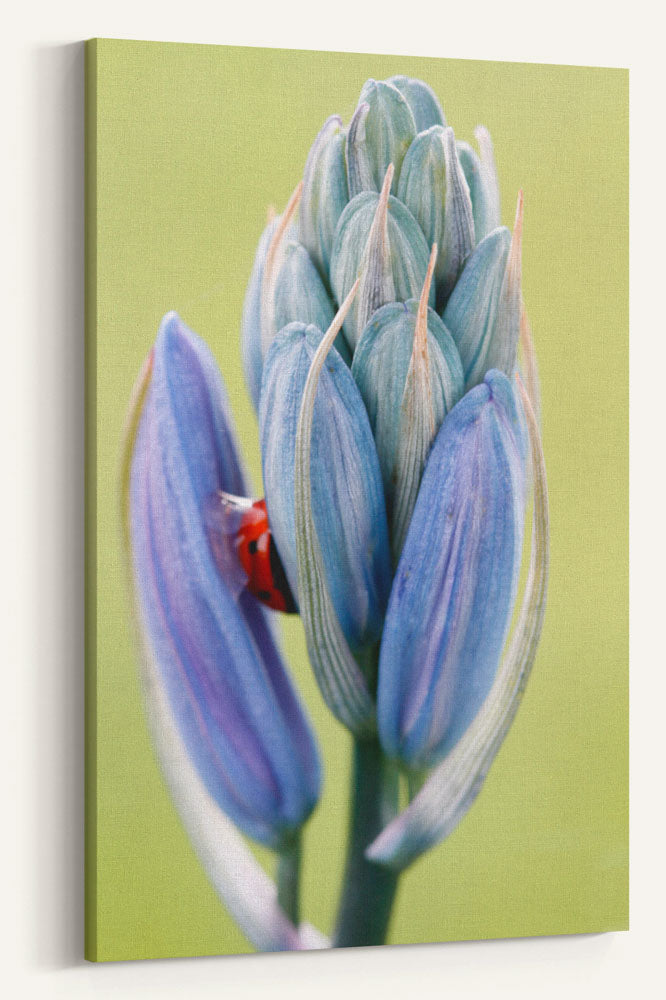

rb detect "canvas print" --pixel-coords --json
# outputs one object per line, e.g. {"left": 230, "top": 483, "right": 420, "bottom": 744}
{"left": 85, "top": 40, "right": 629, "bottom": 961}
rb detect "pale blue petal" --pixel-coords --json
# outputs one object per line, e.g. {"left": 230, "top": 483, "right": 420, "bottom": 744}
{"left": 273, "top": 240, "right": 351, "bottom": 366}
{"left": 474, "top": 125, "right": 502, "bottom": 234}
{"left": 260, "top": 321, "right": 391, "bottom": 652}
{"left": 274, "top": 241, "right": 335, "bottom": 335}
{"left": 397, "top": 126, "right": 446, "bottom": 275}
{"left": 442, "top": 226, "right": 511, "bottom": 389}
{"left": 377, "top": 369, "right": 526, "bottom": 770}
{"left": 299, "top": 115, "right": 349, "bottom": 281}
{"left": 351, "top": 299, "right": 463, "bottom": 515}
{"left": 367, "top": 379, "right": 548, "bottom": 870}
{"left": 241, "top": 218, "right": 279, "bottom": 411}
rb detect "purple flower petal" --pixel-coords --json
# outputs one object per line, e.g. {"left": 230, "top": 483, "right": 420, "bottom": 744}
{"left": 129, "top": 312, "right": 321, "bottom": 848}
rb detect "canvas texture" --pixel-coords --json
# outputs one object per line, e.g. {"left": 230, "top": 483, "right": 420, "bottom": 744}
{"left": 85, "top": 38, "right": 629, "bottom": 961}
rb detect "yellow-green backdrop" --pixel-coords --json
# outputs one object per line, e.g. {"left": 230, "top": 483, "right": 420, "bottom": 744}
{"left": 85, "top": 39, "right": 628, "bottom": 961}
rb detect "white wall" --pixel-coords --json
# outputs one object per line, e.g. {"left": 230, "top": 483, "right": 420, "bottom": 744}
{"left": 3, "top": 2, "right": 663, "bottom": 997}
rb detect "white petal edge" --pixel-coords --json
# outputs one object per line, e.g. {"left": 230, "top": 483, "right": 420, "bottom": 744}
{"left": 140, "top": 640, "right": 329, "bottom": 951}
{"left": 294, "top": 280, "right": 376, "bottom": 736}
{"left": 260, "top": 182, "right": 303, "bottom": 358}
{"left": 391, "top": 242, "right": 437, "bottom": 561}
{"left": 474, "top": 125, "right": 501, "bottom": 233}
{"left": 120, "top": 354, "right": 329, "bottom": 952}
{"left": 491, "top": 190, "right": 524, "bottom": 375}
{"left": 355, "top": 164, "right": 396, "bottom": 341}
{"left": 520, "top": 302, "right": 542, "bottom": 425}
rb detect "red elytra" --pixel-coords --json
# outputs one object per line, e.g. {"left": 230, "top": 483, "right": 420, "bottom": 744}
{"left": 205, "top": 491, "right": 297, "bottom": 614}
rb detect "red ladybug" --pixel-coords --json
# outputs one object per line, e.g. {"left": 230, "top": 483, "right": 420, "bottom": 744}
{"left": 205, "top": 491, "right": 297, "bottom": 614}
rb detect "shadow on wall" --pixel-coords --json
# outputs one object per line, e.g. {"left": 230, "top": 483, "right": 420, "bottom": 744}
{"left": 29, "top": 41, "right": 85, "bottom": 969}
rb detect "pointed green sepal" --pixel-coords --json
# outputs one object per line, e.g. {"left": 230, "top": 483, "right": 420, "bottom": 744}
{"left": 519, "top": 304, "right": 541, "bottom": 425}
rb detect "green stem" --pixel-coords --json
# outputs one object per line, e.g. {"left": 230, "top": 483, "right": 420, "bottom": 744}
{"left": 277, "top": 830, "right": 302, "bottom": 927}
{"left": 406, "top": 766, "right": 428, "bottom": 801}
{"left": 333, "top": 736, "right": 400, "bottom": 947}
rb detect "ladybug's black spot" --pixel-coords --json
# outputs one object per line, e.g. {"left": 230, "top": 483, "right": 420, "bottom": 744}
{"left": 248, "top": 539, "right": 258, "bottom": 555}
{"left": 268, "top": 537, "right": 298, "bottom": 614}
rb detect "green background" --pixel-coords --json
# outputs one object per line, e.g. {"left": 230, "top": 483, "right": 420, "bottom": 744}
{"left": 86, "top": 39, "right": 628, "bottom": 961}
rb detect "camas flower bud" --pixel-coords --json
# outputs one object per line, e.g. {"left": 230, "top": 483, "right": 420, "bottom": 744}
{"left": 299, "top": 115, "right": 349, "bottom": 281}
{"left": 351, "top": 245, "right": 464, "bottom": 554}
{"left": 346, "top": 79, "right": 416, "bottom": 198}
{"left": 443, "top": 192, "right": 523, "bottom": 389}
{"left": 387, "top": 74, "right": 446, "bottom": 132}
{"left": 330, "top": 167, "right": 433, "bottom": 352}
{"left": 377, "top": 369, "right": 526, "bottom": 770}
{"left": 129, "top": 312, "right": 321, "bottom": 848}
{"left": 260, "top": 321, "right": 391, "bottom": 652}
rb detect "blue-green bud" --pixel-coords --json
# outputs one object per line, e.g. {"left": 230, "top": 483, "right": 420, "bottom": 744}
{"left": 457, "top": 130, "right": 501, "bottom": 245}
{"left": 274, "top": 241, "right": 335, "bottom": 333}
{"left": 398, "top": 125, "right": 447, "bottom": 278}
{"left": 443, "top": 226, "right": 510, "bottom": 389}
{"left": 352, "top": 246, "right": 464, "bottom": 557}
{"left": 388, "top": 74, "right": 446, "bottom": 132}
{"left": 273, "top": 241, "right": 351, "bottom": 364}
{"left": 346, "top": 79, "right": 417, "bottom": 198}
{"left": 443, "top": 192, "right": 523, "bottom": 389}
{"left": 438, "top": 126, "right": 475, "bottom": 302}
{"left": 299, "top": 115, "right": 349, "bottom": 281}
{"left": 397, "top": 125, "right": 475, "bottom": 306}
{"left": 330, "top": 166, "right": 433, "bottom": 352}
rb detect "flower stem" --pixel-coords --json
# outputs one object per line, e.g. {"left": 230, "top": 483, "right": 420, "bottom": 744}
{"left": 333, "top": 736, "right": 400, "bottom": 947}
{"left": 277, "top": 830, "right": 302, "bottom": 927}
